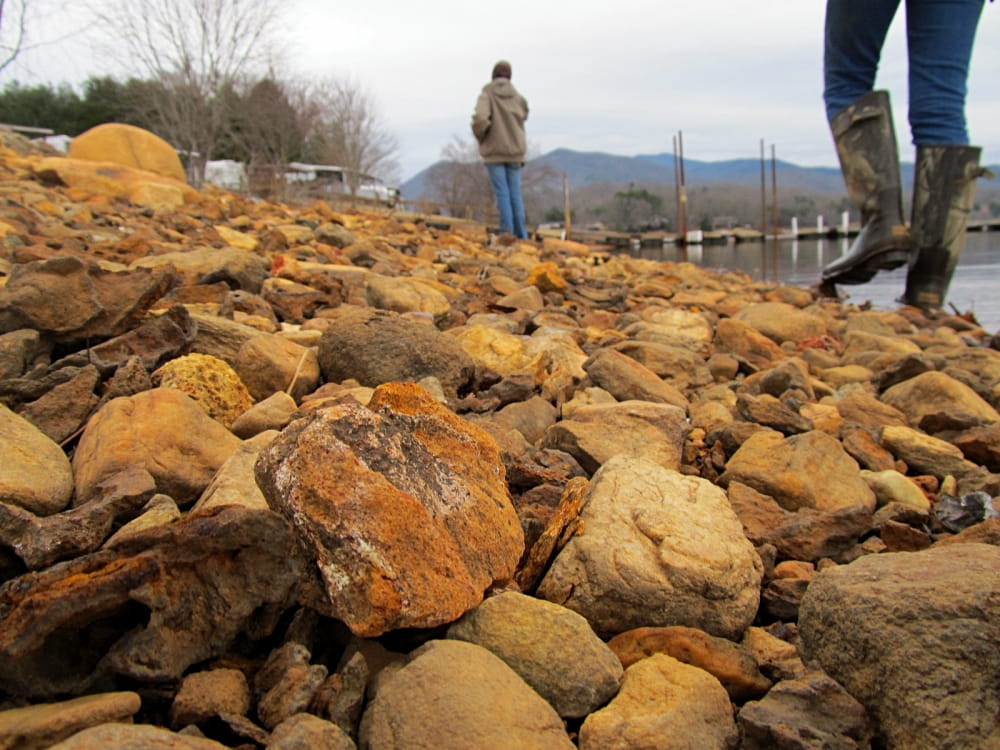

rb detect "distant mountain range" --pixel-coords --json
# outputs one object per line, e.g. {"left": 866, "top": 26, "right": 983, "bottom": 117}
{"left": 401, "top": 147, "right": 1000, "bottom": 199}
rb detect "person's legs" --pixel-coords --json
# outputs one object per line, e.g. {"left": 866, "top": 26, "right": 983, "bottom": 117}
{"left": 902, "top": 0, "right": 986, "bottom": 311}
{"left": 505, "top": 164, "right": 527, "bottom": 239}
{"left": 904, "top": 145, "right": 986, "bottom": 310}
{"left": 905, "top": 0, "right": 984, "bottom": 145}
{"left": 824, "top": 0, "right": 902, "bottom": 120}
{"left": 487, "top": 162, "right": 513, "bottom": 235}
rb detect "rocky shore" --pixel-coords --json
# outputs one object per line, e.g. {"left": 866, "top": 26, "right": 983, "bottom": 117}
{"left": 2, "top": 124, "right": 1000, "bottom": 750}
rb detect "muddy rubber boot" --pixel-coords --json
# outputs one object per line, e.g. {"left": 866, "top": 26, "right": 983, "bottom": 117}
{"left": 821, "top": 90, "right": 912, "bottom": 286}
{"left": 903, "top": 145, "right": 992, "bottom": 311}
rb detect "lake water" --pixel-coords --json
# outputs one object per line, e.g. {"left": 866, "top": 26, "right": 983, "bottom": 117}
{"left": 634, "top": 231, "right": 1000, "bottom": 333}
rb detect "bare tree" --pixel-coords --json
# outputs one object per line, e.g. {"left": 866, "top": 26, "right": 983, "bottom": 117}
{"left": 0, "top": 0, "right": 29, "bottom": 73}
{"left": 0, "top": 0, "right": 89, "bottom": 77}
{"left": 96, "top": 0, "right": 286, "bottom": 185}
{"left": 226, "top": 75, "right": 310, "bottom": 199}
{"left": 421, "top": 135, "right": 494, "bottom": 218}
{"left": 305, "top": 76, "right": 400, "bottom": 193}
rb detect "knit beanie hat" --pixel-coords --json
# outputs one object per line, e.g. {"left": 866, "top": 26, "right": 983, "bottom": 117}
{"left": 492, "top": 60, "right": 512, "bottom": 79}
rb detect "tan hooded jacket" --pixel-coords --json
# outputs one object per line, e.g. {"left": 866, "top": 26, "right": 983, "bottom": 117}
{"left": 471, "top": 78, "right": 529, "bottom": 164}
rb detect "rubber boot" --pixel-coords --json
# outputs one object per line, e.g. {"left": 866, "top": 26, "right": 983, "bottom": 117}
{"left": 903, "top": 145, "right": 991, "bottom": 311}
{"left": 821, "top": 90, "right": 912, "bottom": 286}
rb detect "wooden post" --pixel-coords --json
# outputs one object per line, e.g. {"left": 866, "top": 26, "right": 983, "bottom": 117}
{"left": 563, "top": 173, "right": 572, "bottom": 239}
{"left": 771, "top": 144, "right": 778, "bottom": 239}
{"left": 759, "top": 139, "right": 767, "bottom": 241}
{"left": 677, "top": 131, "right": 688, "bottom": 244}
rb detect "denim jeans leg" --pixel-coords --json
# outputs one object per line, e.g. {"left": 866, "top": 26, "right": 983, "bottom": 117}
{"left": 506, "top": 164, "right": 527, "bottom": 239}
{"left": 905, "top": 0, "right": 984, "bottom": 145}
{"left": 487, "top": 163, "right": 513, "bottom": 235}
{"left": 824, "top": 0, "right": 902, "bottom": 120}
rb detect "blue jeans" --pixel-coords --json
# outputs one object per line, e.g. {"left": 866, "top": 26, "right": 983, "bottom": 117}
{"left": 824, "top": 0, "right": 984, "bottom": 144}
{"left": 486, "top": 162, "right": 527, "bottom": 239}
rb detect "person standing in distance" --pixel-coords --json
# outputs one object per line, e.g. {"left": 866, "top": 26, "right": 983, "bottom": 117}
{"left": 472, "top": 60, "right": 530, "bottom": 241}
{"left": 819, "top": 0, "right": 992, "bottom": 311}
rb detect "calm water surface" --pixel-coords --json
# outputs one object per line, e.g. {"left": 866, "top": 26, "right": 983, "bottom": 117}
{"left": 635, "top": 231, "right": 1000, "bottom": 333}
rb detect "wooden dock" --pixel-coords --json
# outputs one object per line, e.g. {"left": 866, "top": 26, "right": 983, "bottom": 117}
{"left": 387, "top": 208, "right": 999, "bottom": 251}
{"left": 539, "top": 218, "right": 1000, "bottom": 251}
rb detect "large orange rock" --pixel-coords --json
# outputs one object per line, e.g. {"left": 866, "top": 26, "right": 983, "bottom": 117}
{"left": 69, "top": 123, "right": 186, "bottom": 183}
{"left": 34, "top": 157, "right": 198, "bottom": 210}
{"left": 255, "top": 382, "right": 524, "bottom": 637}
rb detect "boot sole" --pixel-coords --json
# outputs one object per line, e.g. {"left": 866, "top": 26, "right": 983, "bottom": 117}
{"left": 822, "top": 247, "right": 911, "bottom": 285}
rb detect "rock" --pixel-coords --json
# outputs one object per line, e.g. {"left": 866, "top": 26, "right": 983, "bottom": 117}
{"left": 736, "top": 392, "right": 813, "bottom": 435}
{"left": 267, "top": 713, "right": 356, "bottom": 750}
{"left": 872, "top": 351, "right": 936, "bottom": 391}
{"left": 188, "top": 313, "right": 263, "bottom": 364}
{"left": 191, "top": 430, "right": 277, "bottom": 513}
{"left": 230, "top": 391, "right": 297, "bottom": 438}
{"left": 0, "top": 692, "right": 141, "bottom": 750}
{"left": 881, "top": 424, "right": 998, "bottom": 495}
{"left": 934, "top": 491, "right": 1000, "bottom": 532}
{"left": 882, "top": 370, "right": 999, "bottom": 431}
{"left": 451, "top": 324, "right": 548, "bottom": 382}
{"left": 719, "top": 429, "right": 876, "bottom": 513}
{"left": 611, "top": 340, "right": 713, "bottom": 391}
{"left": 835, "top": 390, "right": 908, "bottom": 431}
{"left": 104, "top": 493, "right": 181, "bottom": 547}
{"left": 526, "top": 261, "right": 568, "bottom": 294}
{"left": 737, "top": 671, "right": 873, "bottom": 750}
{"left": 0, "top": 255, "right": 176, "bottom": 342}
{"left": 515, "top": 476, "right": 589, "bottom": 592}
{"left": 310, "top": 647, "right": 374, "bottom": 739}
{"left": 0, "top": 403, "right": 74, "bottom": 515}
{"left": 842, "top": 330, "right": 922, "bottom": 359}
{"left": 60, "top": 304, "right": 197, "bottom": 376}
{"left": 170, "top": 668, "right": 251, "bottom": 729}
{"left": 632, "top": 307, "right": 714, "bottom": 346}
{"left": 69, "top": 123, "right": 186, "bottom": 182}
{"left": 234, "top": 333, "right": 320, "bottom": 403}
{"left": 260, "top": 276, "right": 335, "bottom": 323}
{"left": 488, "top": 395, "right": 559, "bottom": 445}
{"left": 131, "top": 247, "right": 269, "bottom": 293}
{"left": 727, "top": 480, "right": 871, "bottom": 562}
{"left": 447, "top": 591, "right": 623, "bottom": 718}
{"left": 948, "top": 422, "right": 1000, "bottom": 472}
{"left": 257, "top": 662, "right": 329, "bottom": 731}
{"left": 497, "top": 283, "right": 546, "bottom": 311}
{"left": 365, "top": 273, "right": 452, "bottom": 319}
{"left": 536, "top": 454, "right": 762, "bottom": 640}
{"left": 734, "top": 301, "right": 829, "bottom": 345}
{"left": 841, "top": 425, "right": 898, "bottom": 471}
{"left": 799, "top": 543, "right": 1000, "bottom": 749}
{"left": 583, "top": 347, "right": 688, "bottom": 409}
{"left": 17, "top": 364, "right": 100, "bottom": 444}
{"left": 713, "top": 317, "right": 784, "bottom": 370}
{"left": 317, "top": 308, "right": 474, "bottom": 396}
{"left": 578, "top": 653, "right": 739, "bottom": 750}
{"left": 0, "top": 328, "right": 46, "bottom": 380}
{"left": 46, "top": 723, "right": 229, "bottom": 749}
{"left": 72, "top": 387, "right": 242, "bottom": 506}
{"left": 254, "top": 382, "right": 523, "bottom": 637}
{"left": 606, "top": 625, "right": 772, "bottom": 702}
{"left": 358, "top": 639, "right": 575, "bottom": 750}
{"left": 0, "top": 505, "right": 306, "bottom": 697}
{"left": 540, "top": 400, "right": 689, "bottom": 475}
{"left": 152, "top": 353, "right": 254, "bottom": 429}
{"left": 860, "top": 468, "right": 931, "bottom": 512}
{"left": 0, "top": 465, "right": 156, "bottom": 569}
{"left": 741, "top": 626, "right": 807, "bottom": 682}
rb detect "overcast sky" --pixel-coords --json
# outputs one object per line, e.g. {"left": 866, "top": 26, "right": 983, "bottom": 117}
{"left": 4, "top": 0, "right": 998, "bottom": 182}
